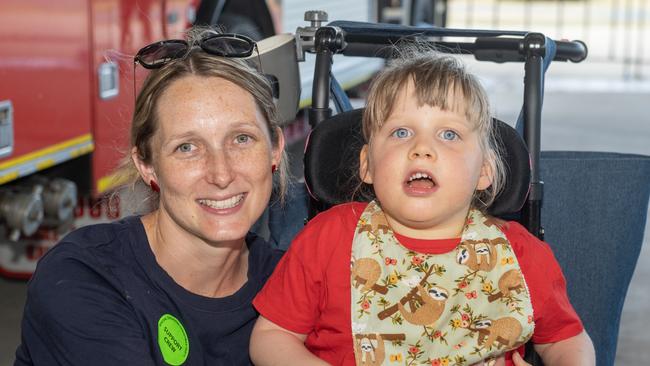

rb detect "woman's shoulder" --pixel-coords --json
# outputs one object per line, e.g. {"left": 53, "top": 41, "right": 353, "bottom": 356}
{"left": 57, "top": 216, "right": 141, "bottom": 249}
{"left": 246, "top": 232, "right": 284, "bottom": 278}
{"left": 33, "top": 216, "right": 144, "bottom": 287}
{"left": 25, "top": 217, "right": 147, "bottom": 314}
{"left": 19, "top": 217, "right": 153, "bottom": 365}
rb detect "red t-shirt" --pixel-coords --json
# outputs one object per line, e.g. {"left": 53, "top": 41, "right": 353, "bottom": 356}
{"left": 254, "top": 202, "right": 583, "bottom": 365}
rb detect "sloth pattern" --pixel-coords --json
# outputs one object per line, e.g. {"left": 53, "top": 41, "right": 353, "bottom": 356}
{"left": 352, "top": 258, "right": 384, "bottom": 293}
{"left": 488, "top": 269, "right": 525, "bottom": 302}
{"left": 353, "top": 334, "right": 385, "bottom": 365}
{"left": 456, "top": 239, "right": 501, "bottom": 272}
{"left": 474, "top": 317, "right": 524, "bottom": 350}
{"left": 357, "top": 210, "right": 391, "bottom": 235}
{"left": 397, "top": 285, "right": 448, "bottom": 326}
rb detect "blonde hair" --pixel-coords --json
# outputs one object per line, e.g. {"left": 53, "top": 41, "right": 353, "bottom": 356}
{"left": 114, "top": 27, "right": 288, "bottom": 212}
{"left": 362, "top": 51, "right": 505, "bottom": 211}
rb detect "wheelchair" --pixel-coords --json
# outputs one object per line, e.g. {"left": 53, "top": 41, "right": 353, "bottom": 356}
{"left": 262, "top": 18, "right": 650, "bottom": 366}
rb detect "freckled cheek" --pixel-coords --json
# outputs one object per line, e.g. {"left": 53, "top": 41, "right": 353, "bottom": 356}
{"left": 159, "top": 161, "right": 204, "bottom": 186}
{"left": 230, "top": 149, "right": 272, "bottom": 179}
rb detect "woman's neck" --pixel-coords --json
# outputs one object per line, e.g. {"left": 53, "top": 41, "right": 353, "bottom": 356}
{"left": 141, "top": 211, "right": 249, "bottom": 298}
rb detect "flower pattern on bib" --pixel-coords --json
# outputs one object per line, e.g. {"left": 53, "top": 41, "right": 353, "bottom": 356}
{"left": 351, "top": 201, "right": 534, "bottom": 366}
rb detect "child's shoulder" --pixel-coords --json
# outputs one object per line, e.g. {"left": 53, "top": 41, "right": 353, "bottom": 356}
{"left": 288, "top": 202, "right": 368, "bottom": 253}
{"left": 310, "top": 201, "right": 369, "bottom": 226}
{"left": 499, "top": 219, "right": 537, "bottom": 241}
{"left": 500, "top": 219, "right": 557, "bottom": 262}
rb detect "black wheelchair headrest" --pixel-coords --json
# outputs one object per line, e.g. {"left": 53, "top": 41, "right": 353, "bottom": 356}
{"left": 304, "top": 108, "right": 530, "bottom": 217}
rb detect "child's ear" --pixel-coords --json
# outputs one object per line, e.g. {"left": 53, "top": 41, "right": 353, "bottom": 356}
{"left": 476, "top": 157, "right": 494, "bottom": 191}
{"left": 359, "top": 144, "right": 373, "bottom": 184}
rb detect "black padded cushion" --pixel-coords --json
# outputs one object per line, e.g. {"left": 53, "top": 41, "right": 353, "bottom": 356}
{"left": 304, "top": 109, "right": 530, "bottom": 217}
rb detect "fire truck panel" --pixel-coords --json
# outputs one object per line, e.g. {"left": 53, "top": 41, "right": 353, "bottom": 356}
{"left": 89, "top": 0, "right": 193, "bottom": 194}
{"left": 0, "top": 0, "right": 93, "bottom": 183}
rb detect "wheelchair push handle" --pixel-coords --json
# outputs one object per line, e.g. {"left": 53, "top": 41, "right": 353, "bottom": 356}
{"left": 474, "top": 36, "right": 587, "bottom": 63}
{"left": 317, "top": 21, "right": 588, "bottom": 65}
{"left": 555, "top": 39, "right": 588, "bottom": 63}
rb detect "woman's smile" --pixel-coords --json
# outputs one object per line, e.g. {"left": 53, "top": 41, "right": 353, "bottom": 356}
{"left": 198, "top": 193, "right": 246, "bottom": 211}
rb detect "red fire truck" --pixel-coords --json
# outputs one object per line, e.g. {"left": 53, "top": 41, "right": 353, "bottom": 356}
{"left": 0, "top": 0, "right": 389, "bottom": 278}
{"left": 0, "top": 0, "right": 286, "bottom": 278}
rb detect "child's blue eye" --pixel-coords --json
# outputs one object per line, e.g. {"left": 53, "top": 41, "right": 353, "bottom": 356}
{"left": 440, "top": 130, "right": 459, "bottom": 141}
{"left": 391, "top": 128, "right": 412, "bottom": 139}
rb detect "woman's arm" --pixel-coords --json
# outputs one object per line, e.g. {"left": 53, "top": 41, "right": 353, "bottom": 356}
{"left": 534, "top": 330, "right": 596, "bottom": 366}
{"left": 250, "top": 316, "right": 330, "bottom": 366}
{"left": 15, "top": 249, "right": 156, "bottom": 366}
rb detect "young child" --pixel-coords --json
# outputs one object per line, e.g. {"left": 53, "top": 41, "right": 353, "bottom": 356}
{"left": 250, "top": 53, "right": 595, "bottom": 366}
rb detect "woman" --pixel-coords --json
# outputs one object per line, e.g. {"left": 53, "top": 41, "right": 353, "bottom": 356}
{"left": 15, "top": 28, "right": 287, "bottom": 365}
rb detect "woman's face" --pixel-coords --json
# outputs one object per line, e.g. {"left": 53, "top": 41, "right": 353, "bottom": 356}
{"left": 136, "top": 75, "right": 283, "bottom": 245}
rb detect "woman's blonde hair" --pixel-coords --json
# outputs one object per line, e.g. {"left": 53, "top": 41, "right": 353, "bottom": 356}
{"left": 362, "top": 50, "right": 506, "bottom": 211}
{"left": 114, "top": 27, "right": 289, "bottom": 212}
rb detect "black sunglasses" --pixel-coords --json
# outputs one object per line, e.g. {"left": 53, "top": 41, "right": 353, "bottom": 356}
{"left": 134, "top": 33, "right": 258, "bottom": 69}
{"left": 133, "top": 33, "right": 278, "bottom": 98}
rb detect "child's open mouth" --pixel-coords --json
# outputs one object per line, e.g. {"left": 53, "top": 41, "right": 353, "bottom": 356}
{"left": 404, "top": 171, "right": 438, "bottom": 195}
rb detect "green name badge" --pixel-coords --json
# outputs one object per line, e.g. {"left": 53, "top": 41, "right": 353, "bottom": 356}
{"left": 158, "top": 313, "right": 189, "bottom": 365}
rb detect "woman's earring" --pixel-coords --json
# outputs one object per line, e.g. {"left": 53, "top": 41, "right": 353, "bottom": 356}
{"left": 150, "top": 180, "right": 160, "bottom": 192}
{"left": 271, "top": 164, "right": 277, "bottom": 173}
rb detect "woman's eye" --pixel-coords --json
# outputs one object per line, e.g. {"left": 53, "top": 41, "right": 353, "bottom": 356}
{"left": 235, "top": 134, "right": 253, "bottom": 144}
{"left": 177, "top": 143, "right": 195, "bottom": 152}
{"left": 391, "top": 128, "right": 412, "bottom": 139}
{"left": 440, "top": 130, "right": 459, "bottom": 141}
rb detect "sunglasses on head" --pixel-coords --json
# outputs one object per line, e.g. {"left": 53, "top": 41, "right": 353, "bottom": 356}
{"left": 134, "top": 33, "right": 257, "bottom": 69}
{"left": 133, "top": 33, "right": 279, "bottom": 98}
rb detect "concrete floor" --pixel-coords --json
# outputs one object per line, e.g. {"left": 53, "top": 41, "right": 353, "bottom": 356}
{"left": 616, "top": 228, "right": 650, "bottom": 364}
{"left": 0, "top": 278, "right": 25, "bottom": 364}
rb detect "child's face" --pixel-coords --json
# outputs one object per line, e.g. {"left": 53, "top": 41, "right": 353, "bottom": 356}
{"left": 359, "top": 81, "right": 493, "bottom": 239}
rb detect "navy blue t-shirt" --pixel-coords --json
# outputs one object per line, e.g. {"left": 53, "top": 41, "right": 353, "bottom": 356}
{"left": 14, "top": 216, "right": 283, "bottom": 365}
